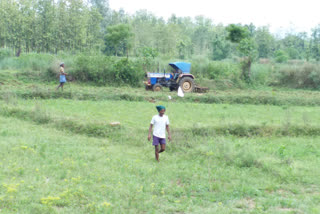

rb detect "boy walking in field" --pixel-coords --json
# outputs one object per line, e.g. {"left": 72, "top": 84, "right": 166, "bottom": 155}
{"left": 148, "top": 105, "right": 171, "bottom": 162}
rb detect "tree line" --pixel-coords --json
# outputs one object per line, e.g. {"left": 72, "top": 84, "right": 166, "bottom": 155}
{"left": 2, "top": 0, "right": 320, "bottom": 62}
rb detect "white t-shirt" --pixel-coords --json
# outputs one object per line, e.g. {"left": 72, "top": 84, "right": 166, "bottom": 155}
{"left": 150, "top": 115, "right": 170, "bottom": 138}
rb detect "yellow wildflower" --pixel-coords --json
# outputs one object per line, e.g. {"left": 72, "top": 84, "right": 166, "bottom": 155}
{"left": 102, "top": 201, "right": 111, "bottom": 208}
{"left": 41, "top": 196, "right": 61, "bottom": 205}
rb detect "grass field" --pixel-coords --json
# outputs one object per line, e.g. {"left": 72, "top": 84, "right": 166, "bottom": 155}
{"left": 1, "top": 71, "right": 320, "bottom": 213}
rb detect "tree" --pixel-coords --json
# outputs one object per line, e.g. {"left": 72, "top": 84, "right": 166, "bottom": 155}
{"left": 89, "top": 0, "right": 110, "bottom": 31}
{"left": 280, "top": 33, "right": 307, "bottom": 59}
{"left": 310, "top": 25, "right": 320, "bottom": 61}
{"left": 226, "top": 24, "right": 249, "bottom": 43}
{"left": 226, "top": 24, "right": 257, "bottom": 82}
{"left": 254, "top": 27, "right": 275, "bottom": 58}
{"left": 211, "top": 26, "right": 231, "bottom": 60}
{"left": 192, "top": 16, "right": 212, "bottom": 55}
{"left": 104, "top": 24, "right": 133, "bottom": 56}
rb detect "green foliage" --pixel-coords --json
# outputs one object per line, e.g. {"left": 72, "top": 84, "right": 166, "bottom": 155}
{"left": 226, "top": 24, "right": 250, "bottom": 43}
{"left": 255, "top": 27, "right": 275, "bottom": 58}
{"left": 72, "top": 55, "right": 143, "bottom": 86}
{"left": 135, "top": 46, "right": 159, "bottom": 72}
{"left": 177, "top": 40, "right": 186, "bottom": 59}
{"left": 1, "top": 0, "right": 320, "bottom": 63}
{"left": 104, "top": 24, "right": 134, "bottom": 56}
{"left": 190, "top": 56, "right": 241, "bottom": 85}
{"left": 275, "top": 63, "right": 320, "bottom": 89}
{"left": 211, "top": 35, "right": 231, "bottom": 60}
{"left": 72, "top": 54, "right": 114, "bottom": 85}
{"left": 112, "top": 58, "right": 144, "bottom": 86}
{"left": 0, "top": 48, "right": 13, "bottom": 61}
{"left": 285, "top": 47, "right": 300, "bottom": 59}
{"left": 275, "top": 50, "right": 289, "bottom": 63}
{"left": 206, "top": 61, "right": 241, "bottom": 81}
{"left": 137, "top": 46, "right": 159, "bottom": 59}
{"left": 281, "top": 33, "right": 307, "bottom": 60}
{"left": 250, "top": 64, "right": 273, "bottom": 86}
{"left": 237, "top": 38, "right": 258, "bottom": 59}
{"left": 311, "top": 25, "right": 320, "bottom": 61}
{"left": 227, "top": 25, "right": 258, "bottom": 82}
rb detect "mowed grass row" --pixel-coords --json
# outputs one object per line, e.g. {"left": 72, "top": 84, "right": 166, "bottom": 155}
{"left": 2, "top": 76, "right": 320, "bottom": 106}
{"left": 0, "top": 115, "right": 320, "bottom": 213}
{"left": 2, "top": 99, "right": 320, "bottom": 138}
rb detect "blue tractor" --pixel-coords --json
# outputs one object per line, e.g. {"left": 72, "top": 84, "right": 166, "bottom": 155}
{"left": 144, "top": 62, "right": 195, "bottom": 93}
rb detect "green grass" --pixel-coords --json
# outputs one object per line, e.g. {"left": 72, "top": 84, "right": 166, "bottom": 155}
{"left": 0, "top": 114, "right": 320, "bottom": 213}
{"left": 1, "top": 68, "right": 320, "bottom": 213}
{"left": 2, "top": 99, "right": 320, "bottom": 138}
{"left": 2, "top": 79, "right": 320, "bottom": 106}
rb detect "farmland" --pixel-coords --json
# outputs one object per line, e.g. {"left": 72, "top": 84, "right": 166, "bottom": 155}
{"left": 2, "top": 0, "right": 320, "bottom": 212}
{"left": 1, "top": 74, "right": 320, "bottom": 213}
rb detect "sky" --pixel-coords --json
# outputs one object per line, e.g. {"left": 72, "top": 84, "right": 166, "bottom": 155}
{"left": 109, "top": 0, "right": 320, "bottom": 36}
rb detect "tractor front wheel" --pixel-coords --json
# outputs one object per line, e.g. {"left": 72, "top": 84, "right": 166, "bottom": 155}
{"left": 152, "top": 83, "right": 163, "bottom": 92}
{"left": 179, "top": 77, "right": 195, "bottom": 93}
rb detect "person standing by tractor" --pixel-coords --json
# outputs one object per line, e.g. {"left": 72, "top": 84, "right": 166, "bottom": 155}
{"left": 56, "top": 62, "right": 67, "bottom": 91}
{"left": 148, "top": 105, "right": 171, "bottom": 162}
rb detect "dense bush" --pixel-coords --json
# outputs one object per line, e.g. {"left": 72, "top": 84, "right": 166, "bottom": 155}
{"left": 191, "top": 57, "right": 241, "bottom": 81}
{"left": 0, "top": 53, "right": 54, "bottom": 71}
{"left": 71, "top": 55, "right": 144, "bottom": 87}
{"left": 191, "top": 58, "right": 243, "bottom": 89}
{"left": 0, "top": 48, "right": 13, "bottom": 61}
{"left": 206, "top": 61, "right": 241, "bottom": 80}
{"left": 275, "top": 63, "right": 320, "bottom": 89}
{"left": 72, "top": 54, "right": 114, "bottom": 85}
{"left": 112, "top": 58, "right": 144, "bottom": 86}
{"left": 250, "top": 64, "right": 273, "bottom": 86}
{"left": 274, "top": 50, "right": 289, "bottom": 63}
{"left": 190, "top": 55, "right": 210, "bottom": 78}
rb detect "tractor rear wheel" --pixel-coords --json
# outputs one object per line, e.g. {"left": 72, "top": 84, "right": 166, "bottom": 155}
{"left": 179, "top": 77, "right": 195, "bottom": 93}
{"left": 152, "top": 83, "right": 162, "bottom": 92}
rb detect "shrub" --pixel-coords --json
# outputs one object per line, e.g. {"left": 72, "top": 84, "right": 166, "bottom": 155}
{"left": 72, "top": 54, "right": 114, "bottom": 85}
{"left": 112, "top": 58, "right": 144, "bottom": 87}
{"left": 275, "top": 63, "right": 320, "bottom": 89}
{"left": 206, "top": 61, "right": 241, "bottom": 80}
{"left": 190, "top": 57, "right": 243, "bottom": 89}
{"left": 250, "top": 63, "right": 273, "bottom": 86}
{"left": 275, "top": 50, "right": 289, "bottom": 63}
{"left": 72, "top": 55, "right": 144, "bottom": 86}
{"left": 190, "top": 55, "right": 210, "bottom": 78}
{"left": 0, "top": 48, "right": 13, "bottom": 61}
